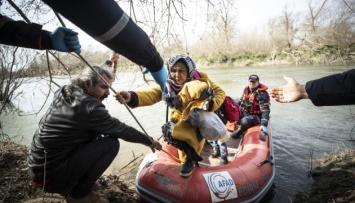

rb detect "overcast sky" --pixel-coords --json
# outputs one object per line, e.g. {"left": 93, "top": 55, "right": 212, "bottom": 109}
{"left": 235, "top": 0, "right": 309, "bottom": 32}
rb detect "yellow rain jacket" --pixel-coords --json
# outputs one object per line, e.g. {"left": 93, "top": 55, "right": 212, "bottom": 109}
{"left": 133, "top": 71, "right": 225, "bottom": 161}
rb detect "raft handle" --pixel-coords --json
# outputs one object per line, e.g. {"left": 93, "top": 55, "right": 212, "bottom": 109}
{"left": 259, "top": 160, "right": 273, "bottom": 166}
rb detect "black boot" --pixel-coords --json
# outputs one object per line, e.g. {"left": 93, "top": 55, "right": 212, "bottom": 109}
{"left": 211, "top": 148, "right": 221, "bottom": 158}
{"left": 180, "top": 158, "right": 194, "bottom": 177}
{"left": 220, "top": 156, "right": 229, "bottom": 165}
{"left": 180, "top": 142, "right": 199, "bottom": 177}
{"left": 231, "top": 127, "right": 245, "bottom": 139}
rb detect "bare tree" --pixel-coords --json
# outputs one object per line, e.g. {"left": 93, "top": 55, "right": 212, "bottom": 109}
{"left": 121, "top": 0, "right": 195, "bottom": 57}
{"left": 324, "top": 0, "right": 355, "bottom": 45}
{"left": 0, "top": 46, "right": 34, "bottom": 114}
{"left": 268, "top": 5, "right": 300, "bottom": 51}
{"left": 193, "top": 0, "right": 237, "bottom": 62}
{"left": 302, "top": 0, "right": 329, "bottom": 45}
{"left": 0, "top": 0, "right": 91, "bottom": 114}
{"left": 307, "top": 0, "right": 328, "bottom": 32}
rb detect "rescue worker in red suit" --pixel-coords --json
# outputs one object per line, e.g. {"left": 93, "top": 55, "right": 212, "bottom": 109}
{"left": 231, "top": 75, "right": 271, "bottom": 139}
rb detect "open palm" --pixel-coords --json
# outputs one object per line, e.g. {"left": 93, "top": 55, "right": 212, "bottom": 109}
{"left": 270, "top": 76, "right": 303, "bottom": 103}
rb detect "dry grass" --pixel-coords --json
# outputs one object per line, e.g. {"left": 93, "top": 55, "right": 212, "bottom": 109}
{"left": 2, "top": 141, "right": 355, "bottom": 203}
{"left": 0, "top": 141, "right": 142, "bottom": 203}
{"left": 293, "top": 147, "right": 355, "bottom": 203}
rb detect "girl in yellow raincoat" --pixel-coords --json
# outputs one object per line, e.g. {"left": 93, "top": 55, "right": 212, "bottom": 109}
{"left": 114, "top": 54, "right": 225, "bottom": 177}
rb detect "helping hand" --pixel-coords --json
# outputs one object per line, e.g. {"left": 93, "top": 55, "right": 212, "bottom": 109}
{"left": 51, "top": 27, "right": 81, "bottom": 53}
{"left": 149, "top": 140, "right": 162, "bottom": 153}
{"left": 109, "top": 51, "right": 120, "bottom": 63}
{"left": 260, "top": 125, "right": 268, "bottom": 134}
{"left": 113, "top": 91, "right": 131, "bottom": 104}
{"left": 270, "top": 76, "right": 306, "bottom": 103}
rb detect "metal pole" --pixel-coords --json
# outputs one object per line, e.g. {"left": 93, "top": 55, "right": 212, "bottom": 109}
{"left": 76, "top": 54, "right": 150, "bottom": 136}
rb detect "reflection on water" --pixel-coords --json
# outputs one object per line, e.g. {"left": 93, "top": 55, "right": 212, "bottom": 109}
{"left": 1, "top": 65, "right": 354, "bottom": 202}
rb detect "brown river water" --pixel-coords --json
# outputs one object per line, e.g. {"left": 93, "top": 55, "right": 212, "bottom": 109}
{"left": 1, "top": 64, "right": 354, "bottom": 202}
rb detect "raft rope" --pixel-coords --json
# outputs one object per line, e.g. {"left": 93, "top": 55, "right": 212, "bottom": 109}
{"left": 161, "top": 149, "right": 182, "bottom": 163}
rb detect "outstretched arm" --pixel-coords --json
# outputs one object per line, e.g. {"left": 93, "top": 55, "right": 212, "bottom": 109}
{"left": 42, "top": 0, "right": 167, "bottom": 90}
{"left": 270, "top": 76, "right": 309, "bottom": 103}
{"left": 0, "top": 14, "right": 80, "bottom": 53}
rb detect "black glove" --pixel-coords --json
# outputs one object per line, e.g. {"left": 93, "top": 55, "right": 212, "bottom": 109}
{"left": 172, "top": 95, "right": 182, "bottom": 109}
{"left": 199, "top": 87, "right": 214, "bottom": 101}
{"left": 203, "top": 97, "right": 214, "bottom": 111}
{"left": 164, "top": 95, "right": 181, "bottom": 109}
{"left": 162, "top": 122, "right": 174, "bottom": 139}
{"left": 161, "top": 122, "right": 184, "bottom": 150}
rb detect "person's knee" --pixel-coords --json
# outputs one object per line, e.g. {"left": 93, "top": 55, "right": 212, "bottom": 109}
{"left": 109, "top": 139, "right": 120, "bottom": 154}
{"left": 240, "top": 118, "right": 249, "bottom": 128}
{"left": 100, "top": 138, "right": 120, "bottom": 155}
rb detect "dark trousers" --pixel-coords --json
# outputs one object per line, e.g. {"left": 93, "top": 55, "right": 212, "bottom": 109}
{"left": 240, "top": 115, "right": 260, "bottom": 130}
{"left": 44, "top": 137, "right": 119, "bottom": 198}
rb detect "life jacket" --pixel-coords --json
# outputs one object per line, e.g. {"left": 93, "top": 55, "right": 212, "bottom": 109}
{"left": 241, "top": 83, "right": 269, "bottom": 115}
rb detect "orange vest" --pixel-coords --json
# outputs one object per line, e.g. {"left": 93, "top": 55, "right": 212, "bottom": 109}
{"left": 241, "top": 83, "right": 269, "bottom": 115}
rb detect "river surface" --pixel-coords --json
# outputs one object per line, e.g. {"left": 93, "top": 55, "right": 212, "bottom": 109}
{"left": 1, "top": 64, "right": 354, "bottom": 202}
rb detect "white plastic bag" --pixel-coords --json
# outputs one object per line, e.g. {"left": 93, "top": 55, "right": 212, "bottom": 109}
{"left": 198, "top": 110, "right": 228, "bottom": 141}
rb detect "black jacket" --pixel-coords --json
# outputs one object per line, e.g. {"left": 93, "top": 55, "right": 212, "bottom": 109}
{"left": 0, "top": 14, "right": 52, "bottom": 50}
{"left": 41, "top": 0, "right": 163, "bottom": 71}
{"left": 28, "top": 86, "right": 153, "bottom": 180}
{"left": 306, "top": 69, "right": 355, "bottom": 106}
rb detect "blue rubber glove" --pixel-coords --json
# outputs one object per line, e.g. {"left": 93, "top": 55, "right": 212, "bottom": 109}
{"left": 150, "top": 66, "right": 168, "bottom": 91}
{"left": 260, "top": 125, "right": 268, "bottom": 134}
{"left": 51, "top": 27, "right": 81, "bottom": 53}
{"left": 141, "top": 67, "right": 150, "bottom": 74}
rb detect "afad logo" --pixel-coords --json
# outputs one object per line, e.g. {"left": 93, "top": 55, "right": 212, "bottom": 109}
{"left": 203, "top": 171, "right": 238, "bottom": 202}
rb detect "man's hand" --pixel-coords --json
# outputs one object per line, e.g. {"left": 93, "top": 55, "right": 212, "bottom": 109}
{"left": 149, "top": 140, "right": 162, "bottom": 153}
{"left": 109, "top": 51, "right": 120, "bottom": 63}
{"left": 270, "top": 76, "right": 308, "bottom": 103}
{"left": 113, "top": 91, "right": 131, "bottom": 104}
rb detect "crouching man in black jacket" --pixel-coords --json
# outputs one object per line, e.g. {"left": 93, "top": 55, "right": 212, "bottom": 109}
{"left": 27, "top": 56, "right": 161, "bottom": 203}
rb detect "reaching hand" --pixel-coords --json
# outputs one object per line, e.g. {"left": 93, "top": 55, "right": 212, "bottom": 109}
{"left": 113, "top": 91, "right": 131, "bottom": 104}
{"left": 51, "top": 27, "right": 81, "bottom": 53}
{"left": 149, "top": 140, "right": 162, "bottom": 153}
{"left": 270, "top": 76, "right": 308, "bottom": 103}
{"left": 260, "top": 125, "right": 268, "bottom": 134}
{"left": 109, "top": 51, "right": 120, "bottom": 63}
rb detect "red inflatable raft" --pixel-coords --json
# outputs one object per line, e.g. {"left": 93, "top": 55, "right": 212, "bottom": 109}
{"left": 135, "top": 123, "right": 274, "bottom": 203}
